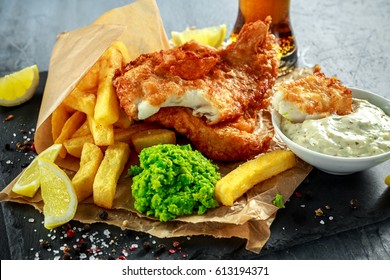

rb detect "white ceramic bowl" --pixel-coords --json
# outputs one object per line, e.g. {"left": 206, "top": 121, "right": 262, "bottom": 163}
{"left": 271, "top": 87, "right": 390, "bottom": 175}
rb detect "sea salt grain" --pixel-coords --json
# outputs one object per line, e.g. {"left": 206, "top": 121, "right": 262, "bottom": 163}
{"left": 28, "top": 218, "right": 35, "bottom": 223}
{"left": 320, "top": 220, "right": 325, "bottom": 225}
{"left": 329, "top": 216, "right": 334, "bottom": 221}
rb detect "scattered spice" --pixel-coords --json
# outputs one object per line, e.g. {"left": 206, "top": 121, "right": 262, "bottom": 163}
{"left": 4, "top": 114, "right": 14, "bottom": 121}
{"left": 98, "top": 210, "right": 109, "bottom": 220}
{"left": 63, "top": 252, "right": 72, "bottom": 260}
{"left": 324, "top": 204, "right": 332, "bottom": 210}
{"left": 154, "top": 244, "right": 166, "bottom": 255}
{"left": 66, "top": 229, "right": 75, "bottom": 239}
{"left": 16, "top": 140, "right": 34, "bottom": 153}
{"left": 294, "top": 191, "right": 302, "bottom": 198}
{"left": 315, "top": 208, "right": 324, "bottom": 217}
{"left": 142, "top": 241, "right": 152, "bottom": 251}
{"left": 349, "top": 198, "right": 359, "bottom": 209}
{"left": 39, "top": 240, "right": 50, "bottom": 249}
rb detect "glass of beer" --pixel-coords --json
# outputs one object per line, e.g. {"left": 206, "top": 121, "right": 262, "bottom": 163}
{"left": 230, "top": 0, "right": 298, "bottom": 76}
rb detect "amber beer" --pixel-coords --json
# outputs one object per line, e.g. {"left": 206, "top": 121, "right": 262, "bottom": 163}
{"left": 231, "top": 0, "right": 298, "bottom": 75}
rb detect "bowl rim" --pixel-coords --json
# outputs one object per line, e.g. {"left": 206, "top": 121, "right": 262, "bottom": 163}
{"left": 271, "top": 87, "right": 390, "bottom": 162}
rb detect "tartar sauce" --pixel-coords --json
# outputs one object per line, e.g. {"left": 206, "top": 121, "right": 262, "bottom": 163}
{"left": 281, "top": 98, "right": 390, "bottom": 157}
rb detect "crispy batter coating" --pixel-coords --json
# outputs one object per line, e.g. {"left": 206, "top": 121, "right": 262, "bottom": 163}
{"left": 113, "top": 18, "right": 278, "bottom": 125}
{"left": 113, "top": 18, "right": 279, "bottom": 161}
{"left": 272, "top": 66, "right": 352, "bottom": 122}
{"left": 146, "top": 108, "right": 274, "bottom": 162}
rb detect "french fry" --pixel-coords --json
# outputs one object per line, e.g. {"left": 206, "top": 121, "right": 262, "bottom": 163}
{"left": 63, "top": 135, "right": 94, "bottom": 158}
{"left": 113, "top": 123, "right": 161, "bottom": 144}
{"left": 87, "top": 115, "right": 114, "bottom": 146}
{"left": 214, "top": 150, "right": 297, "bottom": 206}
{"left": 131, "top": 129, "right": 176, "bottom": 153}
{"left": 55, "top": 111, "right": 86, "bottom": 158}
{"left": 72, "top": 143, "right": 103, "bottom": 202}
{"left": 77, "top": 61, "right": 100, "bottom": 93}
{"left": 51, "top": 104, "right": 70, "bottom": 142}
{"left": 113, "top": 108, "right": 133, "bottom": 129}
{"left": 93, "top": 142, "right": 130, "bottom": 209}
{"left": 71, "top": 120, "right": 90, "bottom": 138}
{"left": 94, "top": 47, "right": 122, "bottom": 126}
{"left": 62, "top": 88, "right": 96, "bottom": 116}
{"left": 111, "top": 40, "right": 131, "bottom": 65}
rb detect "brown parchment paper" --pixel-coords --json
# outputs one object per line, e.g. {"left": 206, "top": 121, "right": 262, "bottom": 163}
{"left": 0, "top": 0, "right": 312, "bottom": 254}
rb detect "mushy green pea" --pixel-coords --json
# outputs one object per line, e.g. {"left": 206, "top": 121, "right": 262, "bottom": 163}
{"left": 129, "top": 144, "right": 220, "bottom": 222}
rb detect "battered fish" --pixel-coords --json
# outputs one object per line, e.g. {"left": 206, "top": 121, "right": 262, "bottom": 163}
{"left": 147, "top": 107, "right": 274, "bottom": 162}
{"left": 272, "top": 66, "right": 352, "bottom": 122}
{"left": 113, "top": 18, "right": 278, "bottom": 125}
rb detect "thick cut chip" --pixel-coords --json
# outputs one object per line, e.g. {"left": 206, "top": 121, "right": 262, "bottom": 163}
{"left": 87, "top": 115, "right": 114, "bottom": 146}
{"left": 77, "top": 61, "right": 100, "bottom": 93}
{"left": 63, "top": 135, "right": 95, "bottom": 158}
{"left": 131, "top": 129, "right": 176, "bottom": 153}
{"left": 62, "top": 88, "right": 96, "bottom": 116}
{"left": 113, "top": 123, "right": 161, "bottom": 144}
{"left": 71, "top": 120, "right": 90, "bottom": 138}
{"left": 111, "top": 40, "right": 131, "bottom": 65}
{"left": 214, "top": 150, "right": 297, "bottom": 206}
{"left": 93, "top": 142, "right": 130, "bottom": 209}
{"left": 51, "top": 104, "right": 71, "bottom": 142}
{"left": 72, "top": 143, "right": 103, "bottom": 202}
{"left": 55, "top": 111, "right": 86, "bottom": 158}
{"left": 94, "top": 47, "right": 123, "bottom": 126}
{"left": 114, "top": 108, "right": 133, "bottom": 129}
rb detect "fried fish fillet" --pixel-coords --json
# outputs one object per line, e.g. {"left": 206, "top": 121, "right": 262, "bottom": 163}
{"left": 147, "top": 107, "right": 274, "bottom": 162}
{"left": 113, "top": 18, "right": 278, "bottom": 125}
{"left": 272, "top": 66, "right": 352, "bottom": 122}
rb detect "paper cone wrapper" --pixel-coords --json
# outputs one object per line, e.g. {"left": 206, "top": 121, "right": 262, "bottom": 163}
{"left": 0, "top": 0, "right": 312, "bottom": 254}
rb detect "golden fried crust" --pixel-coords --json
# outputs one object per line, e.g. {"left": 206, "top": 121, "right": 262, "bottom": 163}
{"left": 146, "top": 108, "right": 273, "bottom": 162}
{"left": 276, "top": 66, "right": 353, "bottom": 116}
{"left": 113, "top": 19, "right": 279, "bottom": 125}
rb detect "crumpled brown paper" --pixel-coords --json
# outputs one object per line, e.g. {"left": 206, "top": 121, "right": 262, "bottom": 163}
{"left": 0, "top": 0, "right": 312, "bottom": 254}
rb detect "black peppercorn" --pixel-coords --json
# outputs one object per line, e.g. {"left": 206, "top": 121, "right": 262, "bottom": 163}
{"left": 154, "top": 243, "right": 166, "bottom": 255}
{"left": 142, "top": 241, "right": 152, "bottom": 251}
{"left": 98, "top": 210, "right": 108, "bottom": 220}
{"left": 40, "top": 240, "right": 50, "bottom": 249}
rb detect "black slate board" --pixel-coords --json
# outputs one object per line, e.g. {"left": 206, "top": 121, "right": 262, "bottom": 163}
{"left": 1, "top": 72, "right": 390, "bottom": 260}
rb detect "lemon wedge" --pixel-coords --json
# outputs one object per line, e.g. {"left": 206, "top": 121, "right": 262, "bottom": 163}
{"left": 38, "top": 158, "right": 77, "bottom": 229}
{"left": 0, "top": 65, "right": 39, "bottom": 107}
{"left": 171, "top": 24, "right": 227, "bottom": 48}
{"left": 385, "top": 175, "right": 390, "bottom": 186}
{"left": 12, "top": 144, "right": 62, "bottom": 197}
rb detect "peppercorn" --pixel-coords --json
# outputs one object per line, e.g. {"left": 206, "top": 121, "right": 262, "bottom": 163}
{"left": 172, "top": 241, "right": 180, "bottom": 248}
{"left": 66, "top": 229, "right": 75, "bottom": 239}
{"left": 142, "top": 241, "right": 152, "bottom": 251}
{"left": 82, "top": 224, "right": 91, "bottom": 232}
{"left": 63, "top": 252, "right": 72, "bottom": 260}
{"left": 315, "top": 208, "right": 324, "bottom": 217}
{"left": 98, "top": 210, "right": 108, "bottom": 220}
{"left": 349, "top": 198, "right": 359, "bottom": 209}
{"left": 4, "top": 114, "right": 14, "bottom": 121}
{"left": 40, "top": 240, "right": 50, "bottom": 249}
{"left": 154, "top": 244, "right": 166, "bottom": 255}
